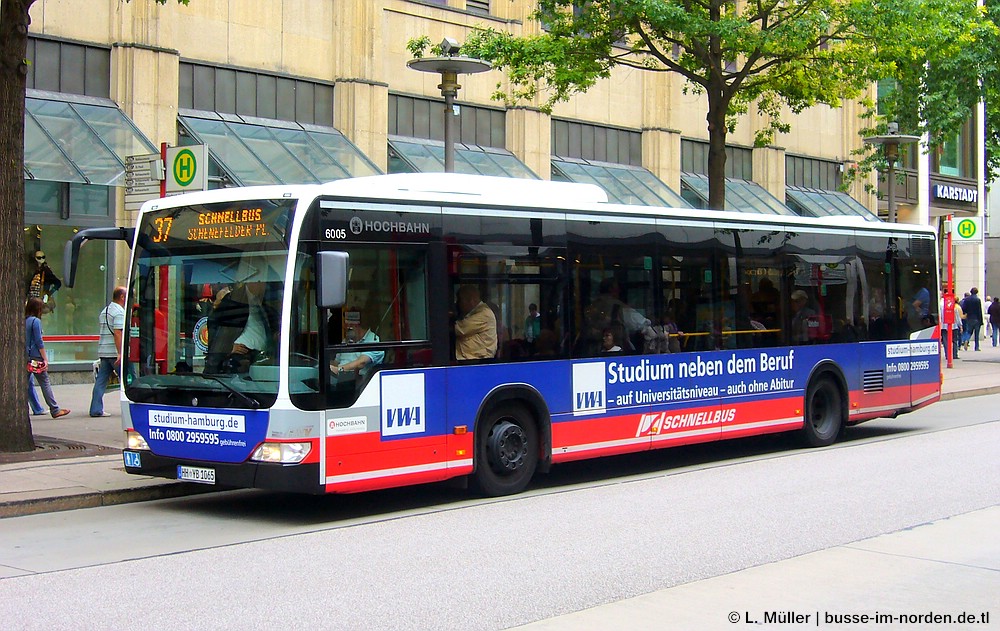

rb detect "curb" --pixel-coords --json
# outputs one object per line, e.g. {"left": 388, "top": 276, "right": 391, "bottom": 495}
{"left": 941, "top": 386, "right": 1000, "bottom": 401}
{"left": 0, "top": 482, "right": 221, "bottom": 519}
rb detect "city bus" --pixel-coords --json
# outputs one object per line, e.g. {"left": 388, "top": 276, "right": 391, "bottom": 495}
{"left": 67, "top": 173, "right": 941, "bottom": 496}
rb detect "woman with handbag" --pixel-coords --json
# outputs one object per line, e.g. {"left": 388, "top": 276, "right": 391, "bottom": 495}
{"left": 26, "top": 297, "right": 70, "bottom": 418}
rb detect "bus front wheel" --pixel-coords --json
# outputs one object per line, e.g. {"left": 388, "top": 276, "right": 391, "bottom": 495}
{"left": 472, "top": 404, "right": 538, "bottom": 496}
{"left": 800, "top": 377, "right": 844, "bottom": 447}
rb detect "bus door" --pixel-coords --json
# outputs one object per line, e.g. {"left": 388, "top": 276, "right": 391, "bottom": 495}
{"left": 311, "top": 211, "right": 444, "bottom": 489}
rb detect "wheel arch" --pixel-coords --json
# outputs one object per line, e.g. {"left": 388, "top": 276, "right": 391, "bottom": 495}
{"left": 805, "top": 359, "right": 849, "bottom": 407}
{"left": 473, "top": 384, "right": 552, "bottom": 473}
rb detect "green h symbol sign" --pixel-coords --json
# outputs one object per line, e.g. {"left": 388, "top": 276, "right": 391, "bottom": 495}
{"left": 957, "top": 219, "right": 977, "bottom": 240}
{"left": 173, "top": 149, "right": 197, "bottom": 187}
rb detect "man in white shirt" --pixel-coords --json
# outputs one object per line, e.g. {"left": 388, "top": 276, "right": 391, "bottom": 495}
{"left": 89, "top": 286, "right": 127, "bottom": 417}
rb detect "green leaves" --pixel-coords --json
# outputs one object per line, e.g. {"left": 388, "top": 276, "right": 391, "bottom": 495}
{"left": 418, "top": 0, "right": 999, "bottom": 197}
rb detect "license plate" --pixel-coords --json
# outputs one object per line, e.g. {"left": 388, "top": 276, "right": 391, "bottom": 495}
{"left": 177, "top": 465, "right": 216, "bottom": 484}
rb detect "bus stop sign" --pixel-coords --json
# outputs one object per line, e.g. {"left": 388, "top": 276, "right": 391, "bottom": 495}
{"left": 165, "top": 145, "right": 208, "bottom": 195}
{"left": 952, "top": 217, "right": 982, "bottom": 244}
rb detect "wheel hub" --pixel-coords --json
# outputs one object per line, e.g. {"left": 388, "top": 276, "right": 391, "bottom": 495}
{"left": 487, "top": 420, "right": 527, "bottom": 474}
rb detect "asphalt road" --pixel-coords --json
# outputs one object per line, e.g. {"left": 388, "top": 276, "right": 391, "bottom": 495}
{"left": 0, "top": 394, "right": 997, "bottom": 630}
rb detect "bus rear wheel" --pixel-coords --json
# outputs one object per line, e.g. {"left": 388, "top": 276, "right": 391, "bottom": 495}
{"left": 800, "top": 377, "right": 844, "bottom": 447}
{"left": 472, "top": 404, "right": 538, "bottom": 496}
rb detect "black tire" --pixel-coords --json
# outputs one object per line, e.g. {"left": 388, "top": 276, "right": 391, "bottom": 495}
{"left": 800, "top": 377, "right": 844, "bottom": 447}
{"left": 472, "top": 403, "right": 538, "bottom": 496}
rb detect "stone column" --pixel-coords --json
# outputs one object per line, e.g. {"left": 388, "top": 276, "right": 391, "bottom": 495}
{"left": 506, "top": 107, "right": 551, "bottom": 180}
{"left": 752, "top": 146, "right": 786, "bottom": 201}
{"left": 110, "top": 43, "right": 179, "bottom": 260}
{"left": 335, "top": 80, "right": 390, "bottom": 172}
{"left": 333, "top": 0, "right": 389, "bottom": 171}
{"left": 642, "top": 128, "right": 682, "bottom": 193}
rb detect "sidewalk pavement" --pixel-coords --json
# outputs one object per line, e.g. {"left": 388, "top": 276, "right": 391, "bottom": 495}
{"left": 2, "top": 344, "right": 998, "bottom": 520}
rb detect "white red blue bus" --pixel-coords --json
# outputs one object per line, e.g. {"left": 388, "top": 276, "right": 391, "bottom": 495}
{"left": 67, "top": 173, "right": 941, "bottom": 496}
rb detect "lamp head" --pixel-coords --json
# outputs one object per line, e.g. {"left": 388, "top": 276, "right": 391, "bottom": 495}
{"left": 440, "top": 37, "right": 460, "bottom": 56}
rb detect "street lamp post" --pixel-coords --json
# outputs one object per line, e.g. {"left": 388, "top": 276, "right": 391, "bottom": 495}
{"left": 407, "top": 38, "right": 491, "bottom": 173}
{"left": 863, "top": 122, "right": 920, "bottom": 223}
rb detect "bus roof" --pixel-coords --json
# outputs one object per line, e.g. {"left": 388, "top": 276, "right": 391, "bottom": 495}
{"left": 142, "top": 173, "right": 935, "bottom": 237}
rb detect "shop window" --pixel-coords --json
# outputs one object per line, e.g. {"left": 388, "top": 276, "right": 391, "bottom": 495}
{"left": 24, "top": 224, "right": 109, "bottom": 366}
{"left": 938, "top": 133, "right": 962, "bottom": 177}
{"left": 25, "top": 181, "right": 110, "bottom": 217}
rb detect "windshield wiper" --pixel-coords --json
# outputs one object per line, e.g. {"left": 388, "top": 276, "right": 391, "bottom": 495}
{"left": 197, "top": 374, "right": 261, "bottom": 409}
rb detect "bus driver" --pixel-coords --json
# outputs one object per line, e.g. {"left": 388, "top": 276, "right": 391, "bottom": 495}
{"left": 331, "top": 309, "right": 384, "bottom": 380}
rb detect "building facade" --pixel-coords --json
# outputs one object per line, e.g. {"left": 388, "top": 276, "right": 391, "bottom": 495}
{"left": 23, "top": 0, "right": 985, "bottom": 371}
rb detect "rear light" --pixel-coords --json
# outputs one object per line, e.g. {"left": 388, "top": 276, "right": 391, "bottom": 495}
{"left": 251, "top": 441, "right": 311, "bottom": 464}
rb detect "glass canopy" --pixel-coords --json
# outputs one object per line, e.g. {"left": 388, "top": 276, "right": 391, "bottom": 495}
{"left": 786, "top": 187, "right": 881, "bottom": 222}
{"left": 552, "top": 157, "right": 689, "bottom": 207}
{"left": 388, "top": 136, "right": 538, "bottom": 179}
{"left": 178, "top": 111, "right": 380, "bottom": 186}
{"left": 24, "top": 93, "right": 157, "bottom": 186}
{"left": 681, "top": 173, "right": 796, "bottom": 215}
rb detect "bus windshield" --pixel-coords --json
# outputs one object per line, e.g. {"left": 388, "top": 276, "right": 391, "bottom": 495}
{"left": 125, "top": 198, "right": 295, "bottom": 409}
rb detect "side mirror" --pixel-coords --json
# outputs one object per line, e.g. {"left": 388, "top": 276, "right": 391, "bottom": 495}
{"left": 316, "top": 251, "right": 349, "bottom": 309}
{"left": 63, "top": 227, "right": 135, "bottom": 288}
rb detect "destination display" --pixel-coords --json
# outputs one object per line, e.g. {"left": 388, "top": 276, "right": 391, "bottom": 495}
{"left": 144, "top": 200, "right": 295, "bottom": 246}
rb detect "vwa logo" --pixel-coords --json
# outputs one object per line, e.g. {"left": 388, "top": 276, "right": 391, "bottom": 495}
{"left": 381, "top": 373, "right": 426, "bottom": 436}
{"left": 573, "top": 362, "right": 606, "bottom": 416}
{"left": 576, "top": 390, "right": 603, "bottom": 410}
{"left": 386, "top": 406, "right": 421, "bottom": 430}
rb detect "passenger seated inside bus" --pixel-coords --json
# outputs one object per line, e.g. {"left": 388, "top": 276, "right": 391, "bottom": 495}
{"left": 790, "top": 289, "right": 821, "bottom": 344}
{"left": 454, "top": 285, "right": 498, "bottom": 360}
{"left": 579, "top": 277, "right": 653, "bottom": 355}
{"left": 601, "top": 327, "right": 623, "bottom": 353}
{"left": 330, "top": 308, "right": 384, "bottom": 384}
{"left": 644, "top": 312, "right": 683, "bottom": 354}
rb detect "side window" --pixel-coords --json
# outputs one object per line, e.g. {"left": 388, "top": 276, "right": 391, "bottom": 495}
{"left": 450, "top": 246, "right": 565, "bottom": 362}
{"left": 716, "top": 227, "right": 786, "bottom": 350}
{"left": 323, "top": 246, "right": 430, "bottom": 409}
{"left": 659, "top": 223, "right": 715, "bottom": 353}
{"left": 783, "top": 230, "right": 854, "bottom": 346}
{"left": 570, "top": 225, "right": 655, "bottom": 358}
{"left": 858, "top": 235, "right": 902, "bottom": 341}
{"left": 897, "top": 237, "right": 938, "bottom": 333}
{"left": 290, "top": 246, "right": 322, "bottom": 409}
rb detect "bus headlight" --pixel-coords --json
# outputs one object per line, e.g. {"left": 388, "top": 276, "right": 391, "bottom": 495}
{"left": 251, "top": 442, "right": 311, "bottom": 464}
{"left": 126, "top": 430, "right": 150, "bottom": 451}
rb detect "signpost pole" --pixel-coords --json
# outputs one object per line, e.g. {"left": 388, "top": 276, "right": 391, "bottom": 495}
{"left": 160, "top": 142, "right": 167, "bottom": 198}
{"left": 946, "top": 215, "right": 954, "bottom": 369}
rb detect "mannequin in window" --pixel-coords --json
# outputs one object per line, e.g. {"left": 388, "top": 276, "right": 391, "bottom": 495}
{"left": 26, "top": 250, "right": 61, "bottom": 313}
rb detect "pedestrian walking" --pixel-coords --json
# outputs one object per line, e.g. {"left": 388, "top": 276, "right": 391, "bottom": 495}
{"left": 90, "top": 286, "right": 127, "bottom": 417}
{"left": 986, "top": 296, "right": 994, "bottom": 339}
{"left": 25, "top": 297, "right": 70, "bottom": 418}
{"left": 963, "top": 288, "right": 984, "bottom": 351}
{"left": 988, "top": 297, "right": 1000, "bottom": 347}
{"left": 940, "top": 292, "right": 963, "bottom": 360}
{"left": 953, "top": 298, "right": 965, "bottom": 359}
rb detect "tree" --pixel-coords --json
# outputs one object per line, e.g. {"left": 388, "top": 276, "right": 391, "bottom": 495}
{"left": 859, "top": 0, "right": 1000, "bottom": 185}
{"left": 0, "top": 0, "right": 189, "bottom": 453}
{"left": 412, "top": 0, "right": 995, "bottom": 210}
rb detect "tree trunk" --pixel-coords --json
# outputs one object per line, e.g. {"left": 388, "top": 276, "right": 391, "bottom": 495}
{"left": 0, "top": 0, "right": 37, "bottom": 452}
{"left": 705, "top": 93, "right": 729, "bottom": 211}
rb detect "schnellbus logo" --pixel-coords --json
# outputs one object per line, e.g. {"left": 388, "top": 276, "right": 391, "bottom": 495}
{"left": 173, "top": 149, "right": 197, "bottom": 187}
